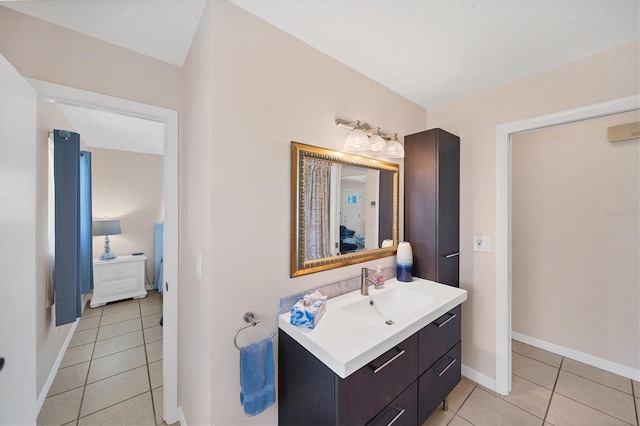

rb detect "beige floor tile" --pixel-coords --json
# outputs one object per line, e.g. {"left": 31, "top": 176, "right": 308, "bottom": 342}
{"left": 139, "top": 291, "right": 163, "bottom": 306}
{"left": 449, "top": 415, "right": 474, "bottom": 426}
{"left": 635, "top": 397, "right": 639, "bottom": 425}
{"left": 93, "top": 330, "right": 143, "bottom": 359}
{"left": 461, "top": 376, "right": 477, "bottom": 386}
{"left": 149, "top": 360, "right": 163, "bottom": 389}
{"left": 97, "top": 318, "right": 142, "bottom": 341}
{"left": 142, "top": 313, "right": 162, "bottom": 329}
{"left": 446, "top": 377, "right": 476, "bottom": 412}
{"left": 48, "top": 362, "right": 90, "bottom": 397}
{"left": 78, "top": 392, "right": 155, "bottom": 425}
{"left": 632, "top": 380, "right": 639, "bottom": 396}
{"left": 144, "top": 326, "right": 163, "bottom": 343}
{"left": 87, "top": 346, "right": 146, "bottom": 383}
{"left": 554, "top": 371, "right": 636, "bottom": 424}
{"left": 61, "top": 421, "right": 77, "bottom": 426}
{"left": 141, "top": 303, "right": 163, "bottom": 317}
{"left": 60, "top": 343, "right": 94, "bottom": 368}
{"left": 512, "top": 352, "right": 558, "bottom": 390}
{"left": 100, "top": 308, "right": 141, "bottom": 327}
{"left": 457, "top": 388, "right": 542, "bottom": 425}
{"left": 422, "top": 406, "right": 454, "bottom": 425}
{"left": 81, "top": 306, "right": 103, "bottom": 318}
{"left": 69, "top": 328, "right": 98, "bottom": 348}
{"left": 546, "top": 393, "right": 629, "bottom": 425}
{"left": 76, "top": 316, "right": 101, "bottom": 332}
{"left": 561, "top": 358, "right": 632, "bottom": 394}
{"left": 37, "top": 387, "right": 84, "bottom": 426}
{"left": 102, "top": 299, "right": 140, "bottom": 315}
{"left": 146, "top": 340, "right": 163, "bottom": 363}
{"left": 152, "top": 386, "right": 164, "bottom": 425}
{"left": 80, "top": 366, "right": 150, "bottom": 417}
{"left": 502, "top": 375, "right": 552, "bottom": 419}
{"left": 512, "top": 340, "right": 562, "bottom": 368}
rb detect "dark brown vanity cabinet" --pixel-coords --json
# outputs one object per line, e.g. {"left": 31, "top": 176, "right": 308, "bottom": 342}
{"left": 404, "top": 128, "right": 460, "bottom": 287}
{"left": 278, "top": 305, "right": 462, "bottom": 425}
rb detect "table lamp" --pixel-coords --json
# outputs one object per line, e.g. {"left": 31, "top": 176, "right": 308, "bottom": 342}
{"left": 93, "top": 219, "right": 121, "bottom": 260}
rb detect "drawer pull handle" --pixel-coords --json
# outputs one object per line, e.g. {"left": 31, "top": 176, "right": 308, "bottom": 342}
{"left": 370, "top": 347, "right": 405, "bottom": 374}
{"left": 387, "top": 405, "right": 406, "bottom": 426}
{"left": 434, "top": 313, "right": 456, "bottom": 328}
{"left": 437, "top": 358, "right": 457, "bottom": 377}
{"left": 444, "top": 252, "right": 460, "bottom": 258}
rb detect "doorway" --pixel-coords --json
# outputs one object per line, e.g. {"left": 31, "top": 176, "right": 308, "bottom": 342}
{"left": 28, "top": 79, "right": 180, "bottom": 423}
{"left": 494, "top": 94, "right": 640, "bottom": 395}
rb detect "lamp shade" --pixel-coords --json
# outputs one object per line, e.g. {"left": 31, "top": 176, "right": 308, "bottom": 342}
{"left": 92, "top": 219, "right": 121, "bottom": 236}
{"left": 343, "top": 128, "right": 371, "bottom": 152}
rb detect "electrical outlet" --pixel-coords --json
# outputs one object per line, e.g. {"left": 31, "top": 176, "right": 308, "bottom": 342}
{"left": 474, "top": 235, "right": 492, "bottom": 253}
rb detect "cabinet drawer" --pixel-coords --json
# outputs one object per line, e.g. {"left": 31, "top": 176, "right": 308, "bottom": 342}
{"left": 99, "top": 276, "right": 140, "bottom": 297}
{"left": 366, "top": 381, "right": 417, "bottom": 426}
{"left": 337, "top": 333, "right": 418, "bottom": 426}
{"left": 419, "top": 305, "right": 461, "bottom": 374}
{"left": 418, "top": 341, "right": 461, "bottom": 424}
{"left": 98, "top": 262, "right": 140, "bottom": 281}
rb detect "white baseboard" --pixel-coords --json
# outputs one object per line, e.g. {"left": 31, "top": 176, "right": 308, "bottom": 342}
{"left": 512, "top": 332, "right": 640, "bottom": 381}
{"left": 176, "top": 407, "right": 187, "bottom": 426}
{"left": 461, "top": 364, "right": 496, "bottom": 391}
{"left": 37, "top": 297, "right": 91, "bottom": 413}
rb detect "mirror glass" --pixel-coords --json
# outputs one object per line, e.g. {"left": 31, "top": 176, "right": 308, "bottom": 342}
{"left": 291, "top": 142, "right": 399, "bottom": 277}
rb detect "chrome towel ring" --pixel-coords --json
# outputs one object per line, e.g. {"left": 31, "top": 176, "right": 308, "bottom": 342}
{"left": 234, "top": 311, "right": 277, "bottom": 350}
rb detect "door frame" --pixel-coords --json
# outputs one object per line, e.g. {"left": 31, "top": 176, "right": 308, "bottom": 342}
{"left": 27, "top": 79, "right": 180, "bottom": 422}
{"left": 494, "top": 94, "right": 640, "bottom": 395}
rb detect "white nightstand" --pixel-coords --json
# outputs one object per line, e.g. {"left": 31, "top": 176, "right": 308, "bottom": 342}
{"left": 91, "top": 254, "right": 147, "bottom": 308}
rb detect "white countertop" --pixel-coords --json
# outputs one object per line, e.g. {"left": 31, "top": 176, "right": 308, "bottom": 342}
{"left": 279, "top": 277, "right": 467, "bottom": 378}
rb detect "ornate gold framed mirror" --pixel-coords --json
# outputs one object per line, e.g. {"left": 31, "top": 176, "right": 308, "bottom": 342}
{"left": 291, "top": 142, "right": 399, "bottom": 277}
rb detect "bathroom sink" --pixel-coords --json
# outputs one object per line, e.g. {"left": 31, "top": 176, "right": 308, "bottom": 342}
{"left": 343, "top": 287, "right": 434, "bottom": 326}
{"left": 278, "top": 277, "right": 467, "bottom": 378}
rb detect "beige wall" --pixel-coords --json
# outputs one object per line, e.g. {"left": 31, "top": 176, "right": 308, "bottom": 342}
{"left": 0, "top": 6, "right": 181, "bottom": 111}
{"left": 180, "top": 2, "right": 213, "bottom": 423}
{"left": 180, "top": 2, "right": 428, "bottom": 424}
{"left": 427, "top": 40, "right": 640, "bottom": 380}
{"left": 90, "top": 147, "right": 164, "bottom": 281}
{"left": 512, "top": 111, "right": 639, "bottom": 369}
{"left": 35, "top": 100, "right": 76, "bottom": 395}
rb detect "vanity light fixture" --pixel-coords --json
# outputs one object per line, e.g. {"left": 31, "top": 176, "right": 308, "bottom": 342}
{"left": 335, "top": 118, "right": 404, "bottom": 158}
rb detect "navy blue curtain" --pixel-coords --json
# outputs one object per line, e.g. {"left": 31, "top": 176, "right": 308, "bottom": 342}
{"left": 54, "top": 130, "right": 93, "bottom": 326}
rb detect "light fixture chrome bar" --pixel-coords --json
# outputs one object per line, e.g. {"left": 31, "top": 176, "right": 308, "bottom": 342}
{"left": 335, "top": 118, "right": 396, "bottom": 140}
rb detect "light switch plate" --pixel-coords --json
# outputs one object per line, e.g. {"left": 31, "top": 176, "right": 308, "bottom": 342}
{"left": 474, "top": 236, "right": 492, "bottom": 253}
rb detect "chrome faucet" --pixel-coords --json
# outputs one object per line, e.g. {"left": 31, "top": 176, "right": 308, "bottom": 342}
{"left": 361, "top": 267, "right": 377, "bottom": 296}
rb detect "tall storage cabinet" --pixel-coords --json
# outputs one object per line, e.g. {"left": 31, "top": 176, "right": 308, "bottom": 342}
{"left": 404, "top": 128, "right": 460, "bottom": 287}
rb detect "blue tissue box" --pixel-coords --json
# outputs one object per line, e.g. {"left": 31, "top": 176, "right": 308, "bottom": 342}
{"left": 290, "top": 293, "right": 327, "bottom": 329}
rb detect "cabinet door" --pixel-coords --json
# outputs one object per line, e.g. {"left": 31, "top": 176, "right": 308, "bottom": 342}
{"left": 418, "top": 342, "right": 462, "bottom": 424}
{"left": 419, "top": 305, "right": 461, "bottom": 375}
{"left": 366, "top": 381, "right": 417, "bottom": 426}
{"left": 337, "top": 333, "right": 418, "bottom": 425}
{"left": 436, "top": 131, "right": 460, "bottom": 286}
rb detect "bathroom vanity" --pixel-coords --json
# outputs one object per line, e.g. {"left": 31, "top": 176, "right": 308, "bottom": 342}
{"left": 278, "top": 278, "right": 466, "bottom": 425}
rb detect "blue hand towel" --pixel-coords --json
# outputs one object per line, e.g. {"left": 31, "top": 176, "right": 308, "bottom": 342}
{"left": 239, "top": 337, "right": 275, "bottom": 416}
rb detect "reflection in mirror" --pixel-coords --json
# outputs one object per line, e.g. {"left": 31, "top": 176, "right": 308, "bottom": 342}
{"left": 291, "top": 142, "right": 399, "bottom": 277}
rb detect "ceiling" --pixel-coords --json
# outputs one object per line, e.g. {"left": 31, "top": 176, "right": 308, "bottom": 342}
{"left": 1, "top": 0, "right": 206, "bottom": 67}
{"left": 3, "top": 0, "right": 638, "bottom": 142}
{"left": 55, "top": 104, "right": 165, "bottom": 155}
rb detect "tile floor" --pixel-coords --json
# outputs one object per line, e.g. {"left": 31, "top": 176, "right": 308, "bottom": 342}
{"left": 425, "top": 340, "right": 640, "bottom": 426}
{"left": 38, "top": 291, "right": 168, "bottom": 426}
{"left": 40, "top": 307, "right": 640, "bottom": 426}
